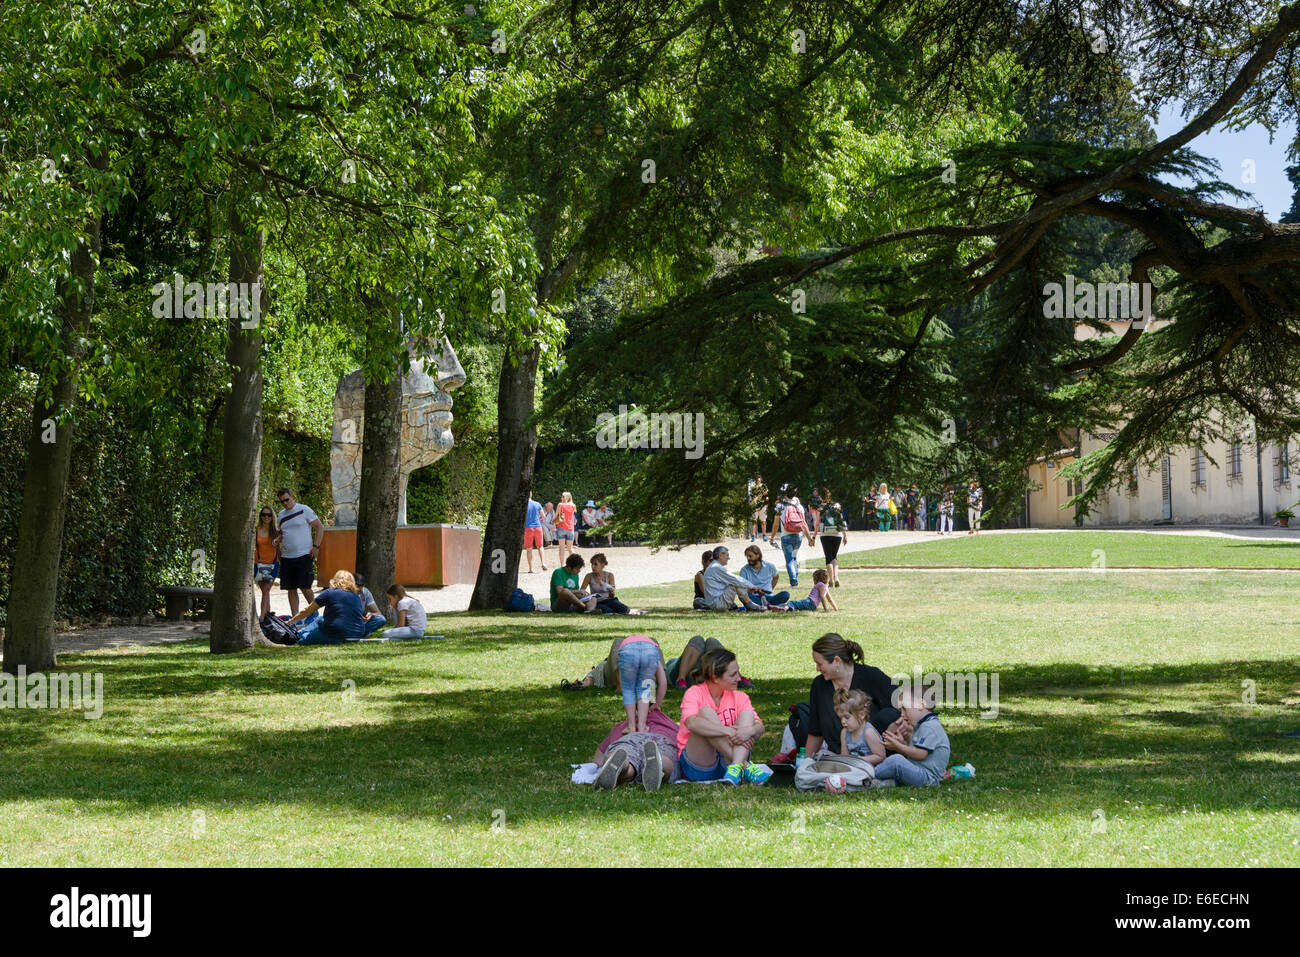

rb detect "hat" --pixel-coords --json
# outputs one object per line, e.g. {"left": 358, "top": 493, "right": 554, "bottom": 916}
{"left": 586, "top": 500, "right": 596, "bottom": 507}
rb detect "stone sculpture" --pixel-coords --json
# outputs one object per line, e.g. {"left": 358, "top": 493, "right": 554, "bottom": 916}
{"left": 330, "top": 335, "right": 467, "bottom": 526}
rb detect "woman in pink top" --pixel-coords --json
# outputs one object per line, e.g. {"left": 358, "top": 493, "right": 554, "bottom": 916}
{"left": 555, "top": 491, "right": 577, "bottom": 564}
{"left": 677, "top": 648, "right": 769, "bottom": 785}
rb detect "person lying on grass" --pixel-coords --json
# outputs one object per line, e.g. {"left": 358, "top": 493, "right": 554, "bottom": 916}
{"left": 874, "top": 686, "right": 950, "bottom": 788}
{"left": 593, "top": 706, "right": 680, "bottom": 792}
{"left": 677, "top": 647, "right": 771, "bottom": 785}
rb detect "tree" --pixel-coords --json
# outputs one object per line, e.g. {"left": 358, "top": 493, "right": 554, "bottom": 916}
{"left": 469, "top": 0, "right": 960, "bottom": 603}
{"left": 547, "top": 0, "right": 1300, "bottom": 533}
{"left": 0, "top": 2, "right": 200, "bottom": 670}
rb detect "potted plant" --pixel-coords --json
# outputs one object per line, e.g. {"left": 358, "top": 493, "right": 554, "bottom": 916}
{"left": 1274, "top": 508, "right": 1295, "bottom": 527}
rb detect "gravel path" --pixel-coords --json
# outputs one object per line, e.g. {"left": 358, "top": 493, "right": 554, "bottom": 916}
{"left": 30, "top": 524, "right": 1299, "bottom": 655}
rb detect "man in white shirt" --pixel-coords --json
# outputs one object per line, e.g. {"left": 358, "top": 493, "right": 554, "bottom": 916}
{"left": 596, "top": 503, "right": 614, "bottom": 545}
{"left": 275, "top": 486, "right": 325, "bottom": 616}
{"left": 701, "top": 546, "right": 770, "bottom": 611}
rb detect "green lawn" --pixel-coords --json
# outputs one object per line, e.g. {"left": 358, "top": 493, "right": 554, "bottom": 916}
{"left": 836, "top": 530, "right": 1300, "bottom": 568}
{"left": 2, "top": 566, "right": 1299, "bottom": 866}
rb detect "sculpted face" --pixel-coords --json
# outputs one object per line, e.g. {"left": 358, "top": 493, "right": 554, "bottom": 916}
{"left": 331, "top": 334, "right": 469, "bottom": 526}
{"left": 402, "top": 335, "right": 467, "bottom": 470}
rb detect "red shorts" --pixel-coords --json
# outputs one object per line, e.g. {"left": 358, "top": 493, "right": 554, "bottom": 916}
{"left": 523, "top": 527, "right": 544, "bottom": 549}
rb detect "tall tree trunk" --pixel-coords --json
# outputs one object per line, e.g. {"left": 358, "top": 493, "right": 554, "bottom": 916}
{"left": 2, "top": 218, "right": 101, "bottom": 673}
{"left": 209, "top": 203, "right": 266, "bottom": 654}
{"left": 468, "top": 343, "right": 541, "bottom": 610}
{"left": 355, "top": 302, "right": 402, "bottom": 621}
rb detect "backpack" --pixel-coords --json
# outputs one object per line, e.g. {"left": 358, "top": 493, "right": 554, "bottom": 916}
{"left": 783, "top": 702, "right": 812, "bottom": 750}
{"left": 794, "top": 753, "right": 883, "bottom": 791}
{"left": 505, "top": 588, "right": 535, "bottom": 612}
{"left": 259, "top": 613, "right": 300, "bottom": 645}
{"left": 782, "top": 505, "right": 807, "bottom": 533}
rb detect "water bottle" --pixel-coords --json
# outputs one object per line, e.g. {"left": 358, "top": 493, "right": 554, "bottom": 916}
{"left": 796, "top": 746, "right": 810, "bottom": 771}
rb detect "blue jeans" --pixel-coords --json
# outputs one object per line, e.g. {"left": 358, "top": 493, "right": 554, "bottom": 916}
{"left": 787, "top": 597, "right": 816, "bottom": 611}
{"left": 296, "top": 620, "right": 345, "bottom": 644}
{"left": 363, "top": 616, "right": 386, "bottom": 636}
{"left": 780, "top": 533, "right": 803, "bottom": 585}
{"left": 874, "top": 754, "right": 940, "bottom": 787}
{"left": 759, "top": 590, "right": 790, "bottom": 606}
{"left": 617, "top": 641, "right": 661, "bottom": 706}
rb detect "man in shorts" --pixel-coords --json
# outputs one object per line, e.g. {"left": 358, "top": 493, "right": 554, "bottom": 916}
{"left": 523, "top": 495, "right": 547, "bottom": 573}
{"left": 276, "top": 486, "right": 324, "bottom": 616}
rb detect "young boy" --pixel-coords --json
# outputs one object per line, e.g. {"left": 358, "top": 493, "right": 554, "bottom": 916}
{"left": 874, "top": 686, "right": 950, "bottom": 787}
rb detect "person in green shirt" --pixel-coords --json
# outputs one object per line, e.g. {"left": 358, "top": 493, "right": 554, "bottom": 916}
{"left": 551, "top": 554, "right": 598, "bottom": 612}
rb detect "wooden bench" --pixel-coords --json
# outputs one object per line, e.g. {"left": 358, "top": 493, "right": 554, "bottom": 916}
{"left": 156, "top": 585, "right": 214, "bottom": 621}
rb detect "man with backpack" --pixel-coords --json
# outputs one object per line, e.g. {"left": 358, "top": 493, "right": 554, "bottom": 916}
{"left": 769, "top": 489, "right": 815, "bottom": 588}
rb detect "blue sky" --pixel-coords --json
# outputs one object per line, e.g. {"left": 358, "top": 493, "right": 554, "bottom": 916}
{"left": 1155, "top": 104, "right": 1297, "bottom": 219}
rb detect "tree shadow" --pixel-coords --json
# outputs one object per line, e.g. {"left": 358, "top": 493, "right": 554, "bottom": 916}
{"left": 1, "top": 653, "right": 1296, "bottom": 829}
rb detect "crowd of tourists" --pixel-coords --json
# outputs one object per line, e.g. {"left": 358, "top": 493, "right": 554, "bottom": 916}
{"left": 523, "top": 492, "right": 616, "bottom": 573}
{"left": 748, "top": 475, "right": 985, "bottom": 539}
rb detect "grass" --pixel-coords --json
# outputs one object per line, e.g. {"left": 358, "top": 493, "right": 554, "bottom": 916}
{"left": 3, "top": 543, "right": 1299, "bottom": 865}
{"left": 836, "top": 530, "right": 1300, "bottom": 568}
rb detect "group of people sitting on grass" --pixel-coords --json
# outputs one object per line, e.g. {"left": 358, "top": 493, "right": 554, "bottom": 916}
{"left": 280, "top": 570, "right": 428, "bottom": 644}
{"left": 691, "top": 545, "right": 837, "bottom": 613}
{"left": 549, "top": 553, "right": 645, "bottom": 615}
{"left": 581, "top": 632, "right": 950, "bottom": 792}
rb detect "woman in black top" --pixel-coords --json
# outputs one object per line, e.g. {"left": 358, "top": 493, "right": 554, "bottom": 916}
{"left": 804, "top": 632, "right": 901, "bottom": 754}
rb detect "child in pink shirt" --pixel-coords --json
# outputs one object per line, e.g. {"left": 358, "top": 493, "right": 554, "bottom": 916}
{"left": 785, "top": 568, "right": 836, "bottom": 611}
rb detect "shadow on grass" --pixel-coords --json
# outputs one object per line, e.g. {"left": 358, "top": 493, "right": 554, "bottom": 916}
{"left": 1, "top": 653, "right": 1297, "bottom": 827}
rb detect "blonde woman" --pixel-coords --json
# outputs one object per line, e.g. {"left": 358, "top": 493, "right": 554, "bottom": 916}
{"left": 288, "top": 569, "right": 367, "bottom": 644}
{"left": 875, "top": 483, "right": 892, "bottom": 531}
{"left": 555, "top": 491, "right": 577, "bottom": 563}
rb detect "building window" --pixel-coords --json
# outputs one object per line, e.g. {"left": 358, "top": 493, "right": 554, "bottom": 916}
{"left": 1228, "top": 438, "right": 1243, "bottom": 478}
{"left": 1127, "top": 464, "right": 1140, "bottom": 496}
{"left": 1278, "top": 444, "right": 1291, "bottom": 486}
{"left": 1191, "top": 448, "right": 1206, "bottom": 489}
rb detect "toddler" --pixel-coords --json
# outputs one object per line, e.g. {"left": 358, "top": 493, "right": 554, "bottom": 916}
{"left": 785, "top": 568, "right": 836, "bottom": 611}
{"left": 875, "top": 686, "right": 950, "bottom": 787}
{"left": 835, "top": 689, "right": 884, "bottom": 762}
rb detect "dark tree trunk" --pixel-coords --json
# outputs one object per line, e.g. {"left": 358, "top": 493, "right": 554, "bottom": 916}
{"left": 355, "top": 303, "right": 402, "bottom": 621}
{"left": 2, "top": 218, "right": 101, "bottom": 673}
{"left": 209, "top": 203, "right": 266, "bottom": 654}
{"left": 468, "top": 342, "right": 541, "bottom": 610}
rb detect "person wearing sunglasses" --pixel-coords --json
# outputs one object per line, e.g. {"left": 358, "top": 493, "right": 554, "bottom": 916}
{"left": 253, "top": 507, "right": 281, "bottom": 619}
{"left": 275, "top": 486, "right": 324, "bottom": 616}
